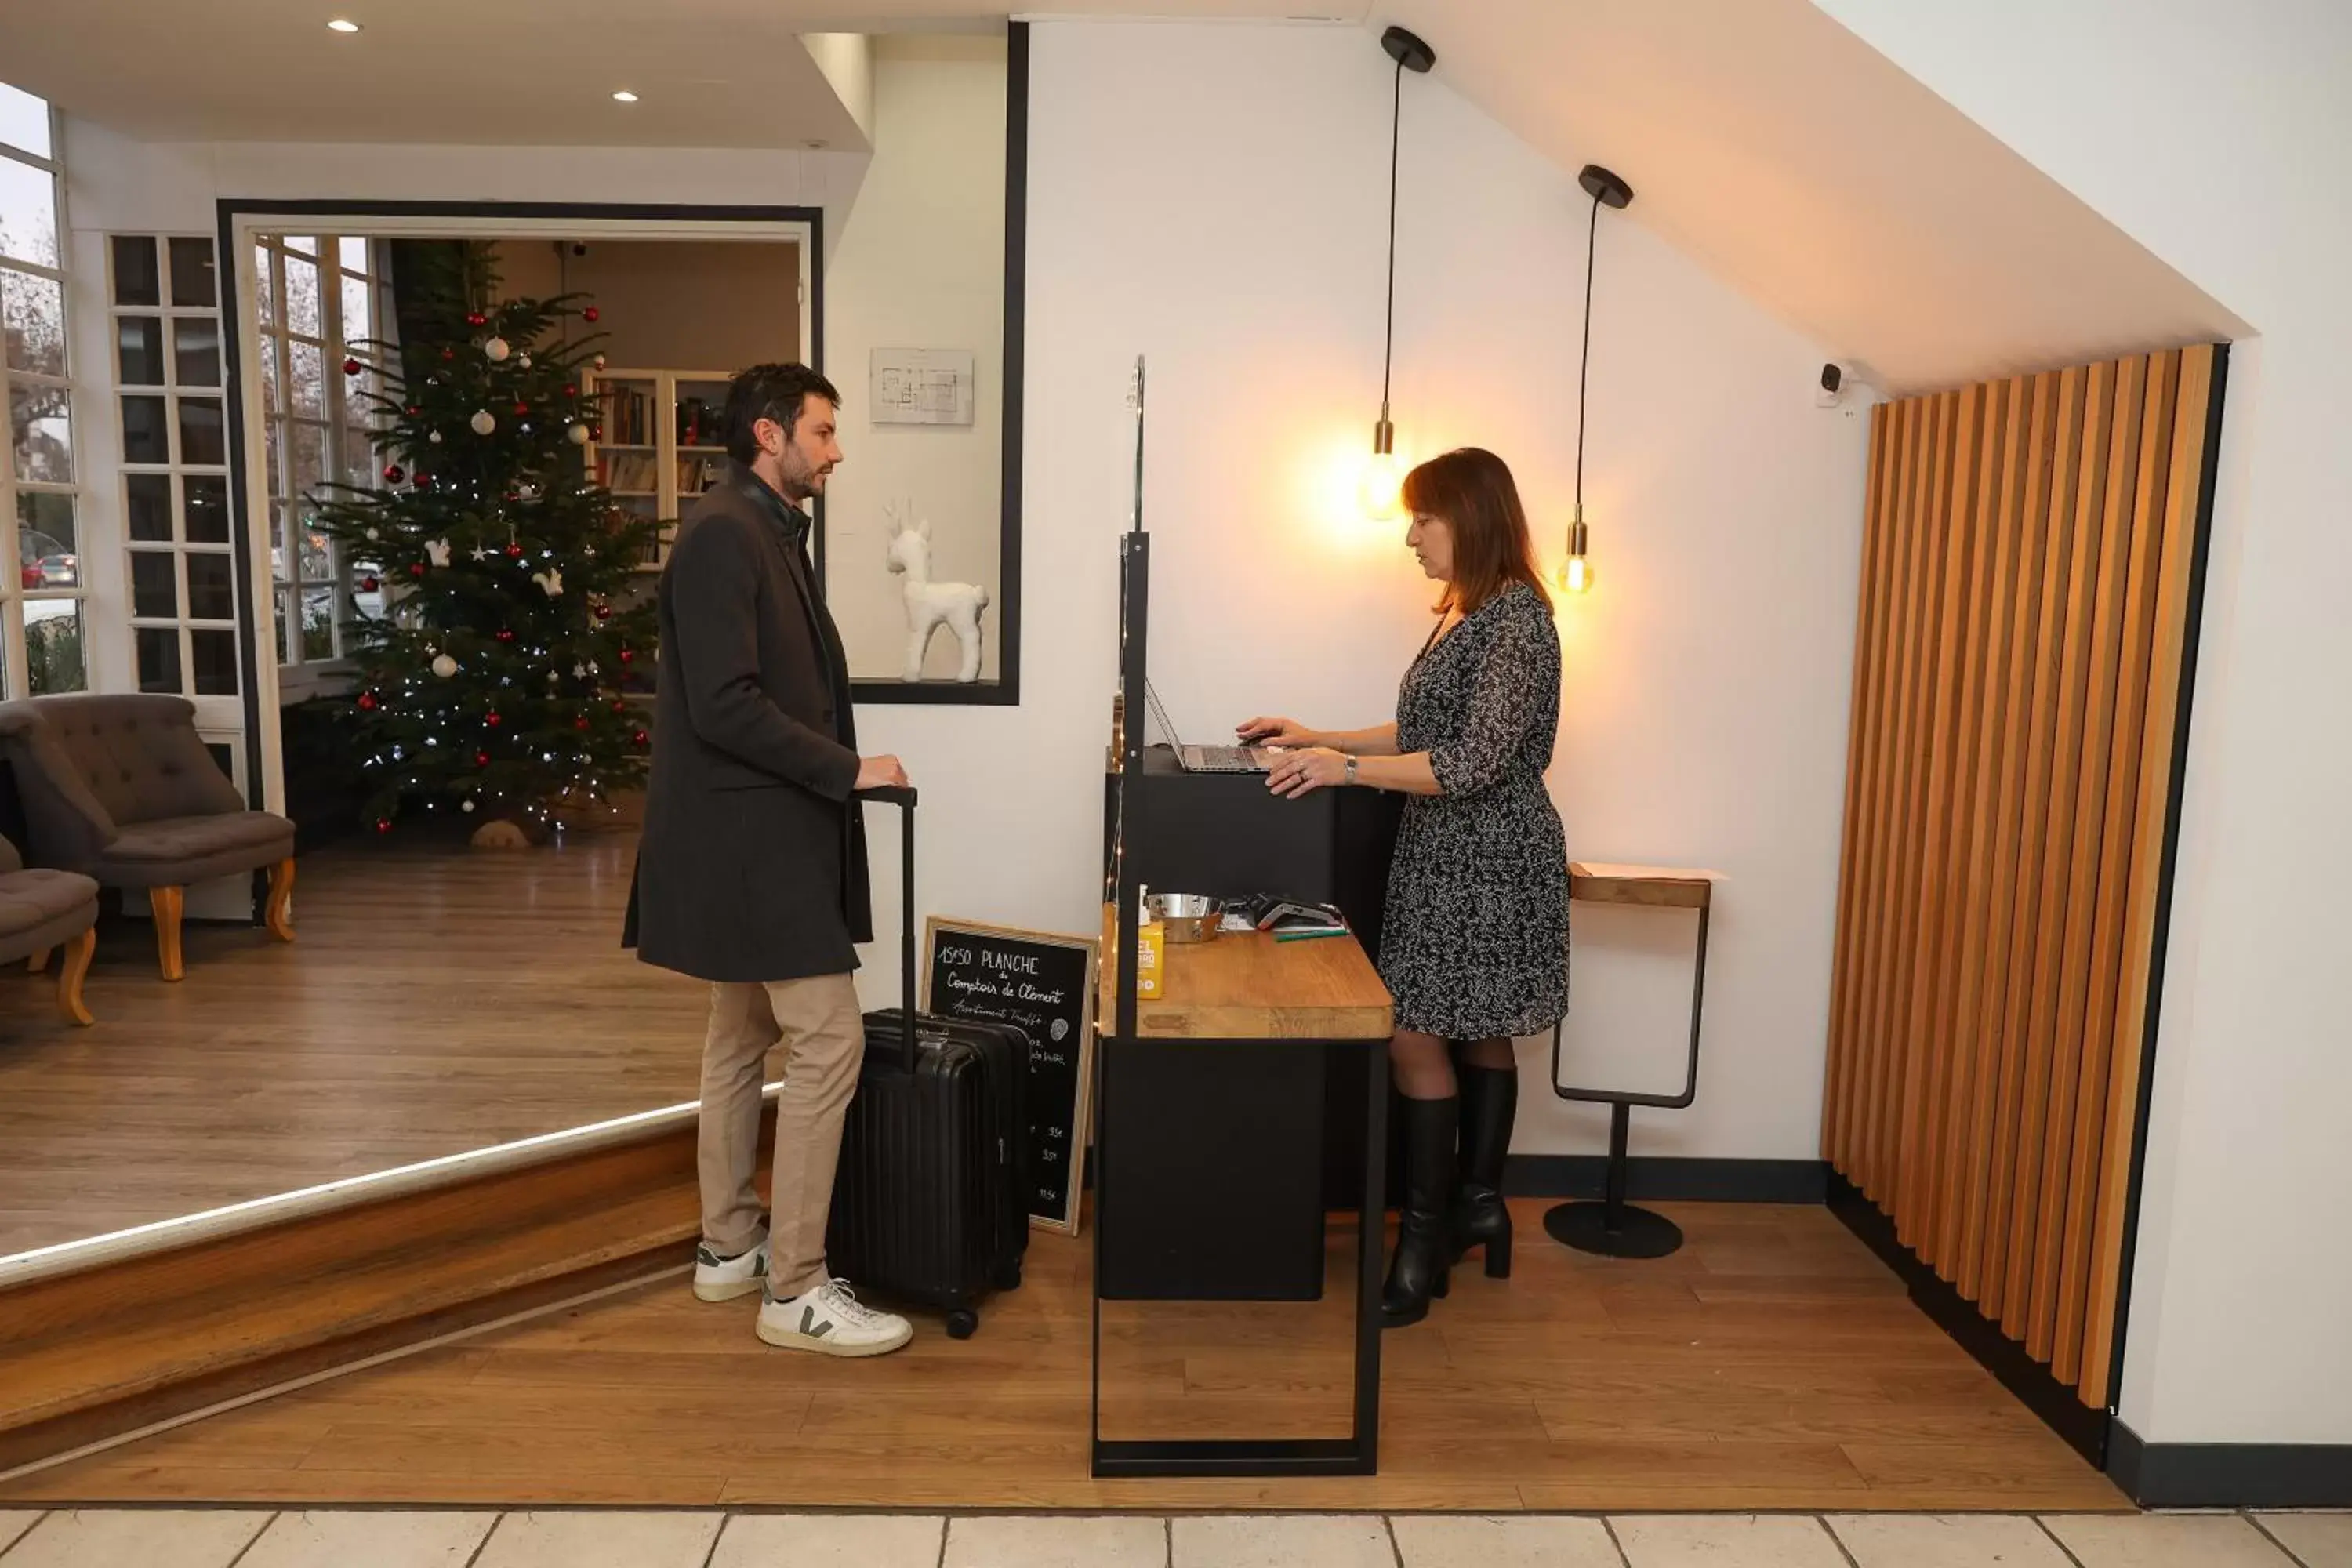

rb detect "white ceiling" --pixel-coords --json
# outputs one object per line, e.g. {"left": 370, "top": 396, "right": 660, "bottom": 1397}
{"left": 1381, "top": 0, "right": 2244, "bottom": 391}
{"left": 0, "top": 0, "right": 2241, "bottom": 391}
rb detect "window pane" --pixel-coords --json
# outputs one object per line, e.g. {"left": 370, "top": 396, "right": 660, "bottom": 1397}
{"left": 274, "top": 591, "right": 293, "bottom": 665}
{"left": 291, "top": 421, "right": 326, "bottom": 502}
{"left": 289, "top": 339, "right": 324, "bottom": 418}
{"left": 3, "top": 267, "right": 66, "bottom": 375}
{"left": 194, "top": 627, "right": 242, "bottom": 693}
{"left": 136, "top": 626, "right": 183, "bottom": 693}
{"left": 339, "top": 236, "right": 368, "bottom": 273}
{"left": 0, "top": 83, "right": 51, "bottom": 161}
{"left": 264, "top": 418, "right": 285, "bottom": 498}
{"left": 115, "top": 313, "right": 165, "bottom": 385}
{"left": 168, "top": 237, "right": 216, "bottom": 308}
{"left": 284, "top": 235, "right": 317, "bottom": 256}
{"left": 0, "top": 157, "right": 56, "bottom": 269}
{"left": 113, "top": 234, "right": 162, "bottom": 307}
{"left": 184, "top": 474, "right": 230, "bottom": 543}
{"left": 173, "top": 317, "right": 221, "bottom": 387}
{"left": 253, "top": 244, "right": 275, "bottom": 328}
{"left": 16, "top": 489, "right": 78, "bottom": 587}
{"left": 25, "top": 600, "right": 85, "bottom": 695}
{"left": 342, "top": 425, "right": 376, "bottom": 486}
{"left": 258, "top": 331, "right": 281, "bottom": 407}
{"left": 300, "top": 590, "right": 334, "bottom": 661}
{"left": 299, "top": 517, "right": 332, "bottom": 582}
{"left": 121, "top": 392, "right": 169, "bottom": 463}
{"left": 13, "top": 378, "right": 72, "bottom": 481}
{"left": 132, "top": 550, "right": 180, "bottom": 619}
{"left": 180, "top": 396, "right": 227, "bottom": 466}
{"left": 187, "top": 550, "right": 236, "bottom": 621}
{"left": 284, "top": 250, "right": 321, "bottom": 338}
{"left": 125, "top": 472, "right": 174, "bottom": 541}
{"left": 341, "top": 273, "right": 372, "bottom": 350}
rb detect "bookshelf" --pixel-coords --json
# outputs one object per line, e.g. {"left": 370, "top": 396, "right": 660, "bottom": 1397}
{"left": 584, "top": 368, "right": 735, "bottom": 573}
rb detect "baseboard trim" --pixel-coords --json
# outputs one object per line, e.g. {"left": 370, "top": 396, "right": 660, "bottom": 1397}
{"left": 1826, "top": 1172, "right": 2109, "bottom": 1466}
{"left": 1504, "top": 1155, "right": 1828, "bottom": 1204}
{"left": 2107, "top": 1419, "right": 2352, "bottom": 1509}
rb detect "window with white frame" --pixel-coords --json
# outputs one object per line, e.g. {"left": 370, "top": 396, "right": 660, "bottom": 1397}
{"left": 0, "top": 81, "right": 87, "bottom": 697}
{"left": 111, "top": 233, "right": 240, "bottom": 696}
{"left": 252, "top": 234, "right": 385, "bottom": 681}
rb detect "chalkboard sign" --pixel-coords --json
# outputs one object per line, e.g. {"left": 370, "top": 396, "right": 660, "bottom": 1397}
{"left": 924, "top": 918, "right": 1099, "bottom": 1235}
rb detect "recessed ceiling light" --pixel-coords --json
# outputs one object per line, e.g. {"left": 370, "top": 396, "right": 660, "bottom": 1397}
{"left": 327, "top": 18, "right": 361, "bottom": 33}
{"left": 611, "top": 89, "right": 639, "bottom": 103}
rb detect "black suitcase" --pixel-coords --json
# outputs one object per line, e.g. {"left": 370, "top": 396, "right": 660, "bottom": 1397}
{"left": 826, "top": 786, "right": 1031, "bottom": 1340}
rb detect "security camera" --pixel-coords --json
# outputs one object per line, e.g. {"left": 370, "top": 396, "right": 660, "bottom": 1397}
{"left": 1816, "top": 359, "right": 1878, "bottom": 410}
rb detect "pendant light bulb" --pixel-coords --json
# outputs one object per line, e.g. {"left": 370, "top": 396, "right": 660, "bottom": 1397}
{"left": 1363, "top": 417, "right": 1406, "bottom": 520}
{"left": 1556, "top": 510, "right": 1595, "bottom": 595}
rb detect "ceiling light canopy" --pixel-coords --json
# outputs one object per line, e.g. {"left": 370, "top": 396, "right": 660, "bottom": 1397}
{"left": 326, "top": 17, "right": 361, "bottom": 33}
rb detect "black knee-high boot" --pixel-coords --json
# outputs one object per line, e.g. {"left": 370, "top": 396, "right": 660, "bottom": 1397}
{"left": 1450, "top": 1063, "right": 1518, "bottom": 1279}
{"left": 1381, "top": 1094, "right": 1457, "bottom": 1328}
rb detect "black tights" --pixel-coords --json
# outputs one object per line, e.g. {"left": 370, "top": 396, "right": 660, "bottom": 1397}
{"left": 1392, "top": 1029, "right": 1514, "bottom": 1099}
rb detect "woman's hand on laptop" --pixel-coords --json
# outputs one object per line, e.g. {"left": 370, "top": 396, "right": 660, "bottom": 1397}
{"left": 1237, "top": 716, "right": 1319, "bottom": 750}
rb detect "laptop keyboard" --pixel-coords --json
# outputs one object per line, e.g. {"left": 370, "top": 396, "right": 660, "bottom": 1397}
{"left": 1187, "top": 746, "right": 1264, "bottom": 773}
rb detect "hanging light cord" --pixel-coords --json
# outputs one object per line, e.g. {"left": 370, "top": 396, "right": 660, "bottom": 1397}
{"left": 1575, "top": 188, "right": 1599, "bottom": 514}
{"left": 1381, "top": 53, "right": 1403, "bottom": 430}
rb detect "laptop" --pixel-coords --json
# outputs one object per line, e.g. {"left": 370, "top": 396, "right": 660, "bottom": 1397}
{"left": 1145, "top": 681, "right": 1276, "bottom": 774}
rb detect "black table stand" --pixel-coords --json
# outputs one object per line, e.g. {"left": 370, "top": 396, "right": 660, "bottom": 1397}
{"left": 1543, "top": 870, "right": 1714, "bottom": 1261}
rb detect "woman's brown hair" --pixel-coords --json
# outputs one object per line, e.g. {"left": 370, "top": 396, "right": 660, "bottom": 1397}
{"left": 1401, "top": 447, "right": 1552, "bottom": 615}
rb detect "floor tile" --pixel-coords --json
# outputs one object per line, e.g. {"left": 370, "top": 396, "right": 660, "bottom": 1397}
{"left": 710, "top": 1513, "right": 946, "bottom": 1568}
{"left": 0, "top": 1514, "right": 44, "bottom": 1554}
{"left": 2045, "top": 1513, "right": 2300, "bottom": 1567}
{"left": 1172, "top": 1514, "right": 1394, "bottom": 1568}
{"left": 238, "top": 1510, "right": 499, "bottom": 1567}
{"left": 1613, "top": 1513, "right": 1850, "bottom": 1566}
{"left": 1391, "top": 1514, "right": 1624, "bottom": 1568}
{"left": 1828, "top": 1514, "right": 2075, "bottom": 1568}
{"left": 472, "top": 1510, "right": 725, "bottom": 1568}
{"left": 2256, "top": 1513, "right": 2352, "bottom": 1568}
{"left": 2, "top": 1510, "right": 274, "bottom": 1567}
{"left": 945, "top": 1515, "right": 1167, "bottom": 1568}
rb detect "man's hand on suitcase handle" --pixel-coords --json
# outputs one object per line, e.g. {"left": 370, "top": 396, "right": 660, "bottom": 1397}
{"left": 855, "top": 753, "right": 909, "bottom": 793}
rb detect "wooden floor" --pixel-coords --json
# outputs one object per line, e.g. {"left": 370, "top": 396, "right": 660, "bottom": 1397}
{"left": 0, "top": 830, "right": 710, "bottom": 1257}
{"left": 2, "top": 1202, "right": 2125, "bottom": 1512}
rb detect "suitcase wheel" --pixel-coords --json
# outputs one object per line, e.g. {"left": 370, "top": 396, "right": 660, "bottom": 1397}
{"left": 946, "top": 1308, "right": 979, "bottom": 1341}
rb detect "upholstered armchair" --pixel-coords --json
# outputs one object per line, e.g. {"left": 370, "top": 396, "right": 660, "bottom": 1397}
{"left": 0, "top": 696, "right": 295, "bottom": 981}
{"left": 0, "top": 830, "right": 100, "bottom": 1025}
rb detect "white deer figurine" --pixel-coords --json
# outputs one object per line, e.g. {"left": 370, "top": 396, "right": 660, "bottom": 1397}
{"left": 885, "top": 499, "right": 989, "bottom": 684}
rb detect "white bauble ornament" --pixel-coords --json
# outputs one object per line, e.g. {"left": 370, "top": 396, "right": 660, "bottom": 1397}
{"left": 567, "top": 422, "right": 591, "bottom": 445}
{"left": 470, "top": 409, "right": 496, "bottom": 436}
{"left": 483, "top": 336, "right": 511, "bottom": 362}
{"left": 593, "top": 353, "right": 607, "bottom": 370}
{"left": 431, "top": 654, "right": 459, "bottom": 678}
{"left": 518, "top": 352, "right": 532, "bottom": 369}
{"left": 428, "top": 429, "right": 444, "bottom": 444}
{"left": 461, "top": 799, "right": 475, "bottom": 813}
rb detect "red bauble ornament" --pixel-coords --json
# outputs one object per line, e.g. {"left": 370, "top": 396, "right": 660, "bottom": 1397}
{"left": 383, "top": 463, "right": 404, "bottom": 484}
{"left": 503, "top": 490, "right": 519, "bottom": 503}
{"left": 575, "top": 716, "right": 590, "bottom": 731}
{"left": 485, "top": 710, "right": 503, "bottom": 728}
{"left": 405, "top": 404, "right": 422, "bottom": 416}
{"left": 513, "top": 401, "right": 529, "bottom": 416}
{"left": 611, "top": 700, "right": 626, "bottom": 713}
{"left": 633, "top": 730, "right": 649, "bottom": 747}
{"left": 496, "top": 629, "right": 517, "bottom": 642}
{"left": 562, "top": 383, "right": 579, "bottom": 397}
{"left": 583, "top": 306, "right": 601, "bottom": 323}
{"left": 505, "top": 543, "right": 524, "bottom": 558}
{"left": 360, "top": 575, "right": 378, "bottom": 592}
{"left": 441, "top": 347, "right": 456, "bottom": 361}
{"left": 466, "top": 311, "right": 487, "bottom": 328}
{"left": 593, "top": 604, "right": 612, "bottom": 621}
{"left": 409, "top": 562, "right": 426, "bottom": 578}
{"left": 474, "top": 750, "right": 491, "bottom": 767}
{"left": 589, "top": 423, "right": 604, "bottom": 440}
{"left": 343, "top": 357, "right": 362, "bottom": 376}
{"left": 357, "top": 691, "right": 378, "bottom": 711}
{"left": 376, "top": 818, "right": 393, "bottom": 834}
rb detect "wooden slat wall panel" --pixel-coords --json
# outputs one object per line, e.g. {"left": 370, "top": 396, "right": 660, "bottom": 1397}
{"left": 1821, "top": 346, "right": 2222, "bottom": 1409}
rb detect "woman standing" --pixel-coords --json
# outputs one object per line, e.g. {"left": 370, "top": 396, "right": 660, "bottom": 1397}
{"left": 1240, "top": 447, "right": 1568, "bottom": 1327}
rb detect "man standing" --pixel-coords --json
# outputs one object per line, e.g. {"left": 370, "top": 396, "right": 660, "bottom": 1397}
{"left": 626, "top": 363, "right": 913, "bottom": 1357}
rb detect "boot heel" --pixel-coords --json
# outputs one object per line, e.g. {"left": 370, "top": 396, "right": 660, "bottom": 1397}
{"left": 1484, "top": 1231, "right": 1512, "bottom": 1280}
{"left": 1432, "top": 1266, "right": 1450, "bottom": 1300}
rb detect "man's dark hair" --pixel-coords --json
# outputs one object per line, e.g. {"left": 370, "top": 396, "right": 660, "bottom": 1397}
{"left": 724, "top": 363, "right": 842, "bottom": 465}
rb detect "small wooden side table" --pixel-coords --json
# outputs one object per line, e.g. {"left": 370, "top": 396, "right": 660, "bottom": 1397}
{"left": 1545, "top": 862, "right": 1722, "bottom": 1260}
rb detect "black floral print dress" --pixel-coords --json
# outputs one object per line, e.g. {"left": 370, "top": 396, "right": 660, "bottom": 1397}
{"left": 1378, "top": 580, "right": 1570, "bottom": 1040}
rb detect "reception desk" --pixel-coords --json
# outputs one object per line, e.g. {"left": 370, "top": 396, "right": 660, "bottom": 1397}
{"left": 1091, "top": 911, "right": 1395, "bottom": 1477}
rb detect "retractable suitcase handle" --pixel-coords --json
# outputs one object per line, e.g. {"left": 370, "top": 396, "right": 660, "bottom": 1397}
{"left": 855, "top": 786, "right": 920, "bottom": 1070}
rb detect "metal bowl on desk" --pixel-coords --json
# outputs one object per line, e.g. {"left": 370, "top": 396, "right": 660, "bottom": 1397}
{"left": 1146, "top": 893, "right": 1223, "bottom": 944}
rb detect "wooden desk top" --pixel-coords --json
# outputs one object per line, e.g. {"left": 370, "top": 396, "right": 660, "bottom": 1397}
{"left": 1569, "top": 862, "right": 1722, "bottom": 911}
{"left": 1098, "top": 910, "right": 1392, "bottom": 1042}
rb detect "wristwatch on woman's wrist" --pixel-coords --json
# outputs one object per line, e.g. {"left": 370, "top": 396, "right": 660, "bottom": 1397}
{"left": 1344, "top": 754, "right": 1359, "bottom": 786}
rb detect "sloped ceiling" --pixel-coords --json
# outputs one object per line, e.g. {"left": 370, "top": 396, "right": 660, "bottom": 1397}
{"left": 1379, "top": 0, "right": 2244, "bottom": 391}
{"left": 0, "top": 0, "right": 2241, "bottom": 391}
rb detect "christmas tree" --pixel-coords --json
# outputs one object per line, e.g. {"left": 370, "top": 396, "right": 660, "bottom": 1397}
{"left": 311, "top": 243, "right": 659, "bottom": 838}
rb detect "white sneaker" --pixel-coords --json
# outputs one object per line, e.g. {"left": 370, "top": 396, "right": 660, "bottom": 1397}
{"left": 691, "top": 1234, "right": 768, "bottom": 1302}
{"left": 757, "top": 1277, "right": 913, "bottom": 1358}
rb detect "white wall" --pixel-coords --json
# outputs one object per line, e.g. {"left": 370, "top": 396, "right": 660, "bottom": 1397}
{"left": 1817, "top": 0, "right": 2352, "bottom": 1450}
{"left": 855, "top": 19, "right": 1870, "bottom": 1167}
{"left": 824, "top": 35, "right": 1007, "bottom": 684}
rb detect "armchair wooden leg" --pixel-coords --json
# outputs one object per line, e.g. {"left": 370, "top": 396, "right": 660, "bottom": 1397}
{"left": 265, "top": 857, "right": 297, "bottom": 943}
{"left": 58, "top": 927, "right": 96, "bottom": 1026}
{"left": 28, "top": 948, "right": 49, "bottom": 974}
{"left": 151, "top": 885, "right": 187, "bottom": 982}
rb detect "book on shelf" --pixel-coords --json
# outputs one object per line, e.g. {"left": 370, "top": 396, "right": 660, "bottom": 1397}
{"left": 597, "top": 451, "right": 661, "bottom": 494}
{"left": 600, "top": 385, "right": 654, "bottom": 447}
